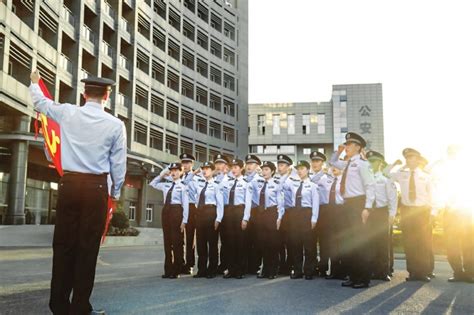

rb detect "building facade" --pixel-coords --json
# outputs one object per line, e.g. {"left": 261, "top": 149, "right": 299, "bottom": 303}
{"left": 0, "top": 0, "right": 248, "bottom": 227}
{"left": 249, "top": 83, "right": 384, "bottom": 163}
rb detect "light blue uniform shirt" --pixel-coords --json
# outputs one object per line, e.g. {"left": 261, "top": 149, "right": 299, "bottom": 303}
{"left": 188, "top": 176, "right": 224, "bottom": 222}
{"left": 149, "top": 176, "right": 189, "bottom": 224}
{"left": 245, "top": 177, "right": 284, "bottom": 221}
{"left": 244, "top": 171, "right": 260, "bottom": 183}
{"left": 281, "top": 177, "right": 320, "bottom": 223}
{"left": 29, "top": 83, "right": 127, "bottom": 199}
{"left": 318, "top": 174, "right": 344, "bottom": 205}
{"left": 220, "top": 175, "right": 250, "bottom": 221}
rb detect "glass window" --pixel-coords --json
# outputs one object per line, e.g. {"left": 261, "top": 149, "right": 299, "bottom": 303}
{"left": 129, "top": 203, "right": 136, "bottom": 221}
{"left": 302, "top": 114, "right": 310, "bottom": 135}
{"left": 257, "top": 115, "right": 265, "bottom": 135}
{"left": 273, "top": 114, "right": 280, "bottom": 135}
{"left": 317, "top": 114, "right": 325, "bottom": 134}
{"left": 146, "top": 204, "right": 153, "bottom": 222}
{"left": 303, "top": 148, "right": 311, "bottom": 155}
{"left": 264, "top": 145, "right": 277, "bottom": 154}
{"left": 280, "top": 145, "right": 295, "bottom": 153}
{"left": 287, "top": 114, "right": 295, "bottom": 135}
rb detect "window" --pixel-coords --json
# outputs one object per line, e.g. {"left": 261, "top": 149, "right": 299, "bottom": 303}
{"left": 181, "top": 109, "right": 194, "bottom": 129}
{"left": 303, "top": 148, "right": 311, "bottom": 155}
{"left": 317, "top": 113, "right": 326, "bottom": 134}
{"left": 129, "top": 203, "right": 136, "bottom": 221}
{"left": 272, "top": 114, "right": 280, "bottom": 135}
{"left": 257, "top": 115, "right": 265, "bottom": 135}
{"left": 151, "top": 94, "right": 164, "bottom": 116}
{"left": 264, "top": 145, "right": 277, "bottom": 154}
{"left": 302, "top": 114, "right": 310, "bottom": 135}
{"left": 166, "top": 102, "right": 179, "bottom": 123}
{"left": 165, "top": 134, "right": 178, "bottom": 155}
{"left": 280, "top": 145, "right": 295, "bottom": 153}
{"left": 285, "top": 114, "right": 294, "bottom": 135}
{"left": 146, "top": 204, "right": 153, "bottom": 222}
{"left": 134, "top": 122, "right": 147, "bottom": 145}
{"left": 150, "top": 128, "right": 163, "bottom": 150}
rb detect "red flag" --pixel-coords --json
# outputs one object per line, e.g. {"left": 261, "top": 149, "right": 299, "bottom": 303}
{"left": 34, "top": 79, "right": 115, "bottom": 243}
{"left": 35, "top": 79, "right": 63, "bottom": 176}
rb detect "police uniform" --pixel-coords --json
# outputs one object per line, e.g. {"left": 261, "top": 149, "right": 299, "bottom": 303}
{"left": 149, "top": 163, "right": 189, "bottom": 278}
{"left": 243, "top": 154, "right": 264, "bottom": 274}
{"left": 281, "top": 161, "right": 320, "bottom": 279}
{"left": 179, "top": 153, "right": 198, "bottom": 273}
{"left": 30, "top": 77, "right": 127, "bottom": 314}
{"left": 388, "top": 148, "right": 435, "bottom": 281}
{"left": 220, "top": 159, "right": 250, "bottom": 278}
{"left": 188, "top": 162, "right": 224, "bottom": 278}
{"left": 366, "top": 151, "right": 398, "bottom": 281}
{"left": 245, "top": 161, "right": 282, "bottom": 279}
{"left": 317, "top": 169, "right": 346, "bottom": 279}
{"left": 330, "top": 132, "right": 375, "bottom": 288}
{"left": 309, "top": 151, "right": 327, "bottom": 184}
{"left": 274, "top": 154, "right": 295, "bottom": 275}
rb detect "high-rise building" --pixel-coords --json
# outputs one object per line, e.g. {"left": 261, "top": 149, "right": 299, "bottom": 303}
{"left": 0, "top": 0, "right": 248, "bottom": 227}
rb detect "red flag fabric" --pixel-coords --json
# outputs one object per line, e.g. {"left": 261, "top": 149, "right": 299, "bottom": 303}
{"left": 36, "top": 79, "right": 63, "bottom": 176}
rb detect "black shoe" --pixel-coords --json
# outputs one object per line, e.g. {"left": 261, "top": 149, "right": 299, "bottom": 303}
{"left": 268, "top": 275, "right": 276, "bottom": 280}
{"left": 325, "top": 274, "right": 337, "bottom": 280}
{"left": 193, "top": 273, "right": 206, "bottom": 278}
{"left": 168, "top": 275, "right": 178, "bottom": 279}
{"left": 429, "top": 273, "right": 436, "bottom": 279}
{"left": 381, "top": 275, "right": 391, "bottom": 281}
{"left": 223, "top": 273, "right": 233, "bottom": 279}
{"left": 206, "top": 274, "right": 216, "bottom": 279}
{"left": 162, "top": 274, "right": 170, "bottom": 279}
{"left": 341, "top": 280, "right": 354, "bottom": 287}
{"left": 291, "top": 273, "right": 303, "bottom": 279}
{"left": 89, "top": 310, "right": 106, "bottom": 315}
{"left": 181, "top": 267, "right": 191, "bottom": 275}
{"left": 305, "top": 275, "right": 313, "bottom": 280}
{"left": 352, "top": 282, "right": 369, "bottom": 289}
{"left": 406, "top": 276, "right": 430, "bottom": 282}
{"left": 257, "top": 273, "right": 267, "bottom": 279}
{"left": 217, "top": 266, "right": 226, "bottom": 275}
{"left": 448, "top": 276, "right": 464, "bottom": 282}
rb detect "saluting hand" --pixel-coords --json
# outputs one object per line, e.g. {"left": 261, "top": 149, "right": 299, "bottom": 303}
{"left": 241, "top": 220, "right": 248, "bottom": 231}
{"left": 30, "top": 70, "right": 41, "bottom": 84}
{"left": 361, "top": 209, "right": 370, "bottom": 224}
{"left": 337, "top": 144, "right": 346, "bottom": 154}
{"left": 394, "top": 159, "right": 403, "bottom": 166}
{"left": 180, "top": 223, "right": 186, "bottom": 233}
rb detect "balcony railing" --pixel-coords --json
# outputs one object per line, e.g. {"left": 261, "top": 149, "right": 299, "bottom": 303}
{"left": 101, "top": 41, "right": 114, "bottom": 58}
{"left": 119, "top": 17, "right": 131, "bottom": 33}
{"left": 80, "top": 69, "right": 91, "bottom": 80}
{"left": 82, "top": 25, "right": 95, "bottom": 44}
{"left": 59, "top": 54, "right": 73, "bottom": 73}
{"left": 61, "top": 5, "right": 75, "bottom": 26}
{"left": 117, "top": 93, "right": 129, "bottom": 107}
{"left": 103, "top": 0, "right": 114, "bottom": 19}
{"left": 119, "top": 55, "right": 130, "bottom": 70}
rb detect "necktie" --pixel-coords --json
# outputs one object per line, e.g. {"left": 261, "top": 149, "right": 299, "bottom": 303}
{"left": 340, "top": 159, "right": 351, "bottom": 196}
{"left": 229, "top": 179, "right": 238, "bottom": 206}
{"left": 295, "top": 181, "right": 304, "bottom": 208}
{"left": 259, "top": 181, "right": 267, "bottom": 207}
{"left": 199, "top": 181, "right": 208, "bottom": 207}
{"left": 165, "top": 182, "right": 175, "bottom": 205}
{"left": 409, "top": 170, "right": 416, "bottom": 202}
{"left": 329, "top": 177, "right": 338, "bottom": 205}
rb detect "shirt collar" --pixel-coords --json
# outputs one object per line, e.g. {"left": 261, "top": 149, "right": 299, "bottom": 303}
{"left": 83, "top": 101, "right": 104, "bottom": 110}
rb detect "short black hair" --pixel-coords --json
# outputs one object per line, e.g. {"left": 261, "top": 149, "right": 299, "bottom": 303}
{"left": 84, "top": 85, "right": 108, "bottom": 98}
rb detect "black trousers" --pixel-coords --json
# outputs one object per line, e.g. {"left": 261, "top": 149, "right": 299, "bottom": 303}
{"left": 219, "top": 207, "right": 229, "bottom": 271}
{"left": 317, "top": 205, "right": 331, "bottom": 275}
{"left": 184, "top": 204, "right": 197, "bottom": 268}
{"left": 368, "top": 207, "right": 390, "bottom": 277}
{"left": 342, "top": 196, "right": 371, "bottom": 284}
{"left": 327, "top": 204, "right": 345, "bottom": 277}
{"left": 245, "top": 207, "right": 263, "bottom": 274}
{"left": 256, "top": 207, "right": 280, "bottom": 277}
{"left": 196, "top": 205, "right": 219, "bottom": 275}
{"left": 224, "top": 205, "right": 246, "bottom": 276}
{"left": 444, "top": 211, "right": 474, "bottom": 277}
{"left": 49, "top": 173, "right": 108, "bottom": 315}
{"left": 400, "top": 205, "right": 432, "bottom": 277}
{"left": 162, "top": 205, "right": 184, "bottom": 276}
{"left": 278, "top": 209, "right": 292, "bottom": 274}
{"left": 288, "top": 207, "right": 315, "bottom": 276}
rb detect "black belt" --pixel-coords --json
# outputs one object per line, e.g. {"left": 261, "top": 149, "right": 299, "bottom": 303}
{"left": 63, "top": 171, "right": 108, "bottom": 177}
{"left": 62, "top": 171, "right": 108, "bottom": 180}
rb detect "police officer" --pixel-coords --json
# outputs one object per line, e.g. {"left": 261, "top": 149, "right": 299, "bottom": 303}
{"left": 246, "top": 161, "right": 282, "bottom": 279}
{"left": 243, "top": 154, "right": 263, "bottom": 274}
{"left": 318, "top": 166, "right": 346, "bottom": 279}
{"left": 274, "top": 154, "right": 296, "bottom": 275}
{"left": 386, "top": 148, "right": 434, "bottom": 282}
{"left": 179, "top": 153, "right": 197, "bottom": 274}
{"left": 188, "top": 162, "right": 224, "bottom": 278}
{"left": 310, "top": 151, "right": 327, "bottom": 183}
{"left": 213, "top": 154, "right": 230, "bottom": 273}
{"left": 366, "top": 151, "right": 397, "bottom": 281}
{"left": 29, "top": 72, "right": 127, "bottom": 314}
{"left": 149, "top": 163, "right": 189, "bottom": 279}
{"left": 330, "top": 132, "right": 375, "bottom": 289}
{"left": 220, "top": 159, "right": 249, "bottom": 279}
{"left": 281, "top": 160, "right": 319, "bottom": 280}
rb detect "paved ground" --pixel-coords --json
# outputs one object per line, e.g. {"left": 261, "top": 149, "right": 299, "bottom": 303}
{"left": 1, "top": 244, "right": 473, "bottom": 315}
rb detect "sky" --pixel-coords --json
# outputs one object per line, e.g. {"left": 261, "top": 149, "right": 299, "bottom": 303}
{"left": 248, "top": 0, "right": 474, "bottom": 162}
